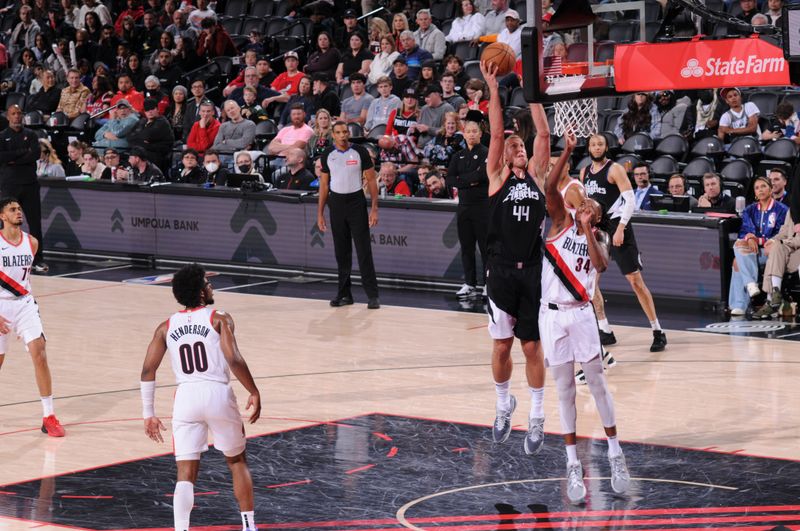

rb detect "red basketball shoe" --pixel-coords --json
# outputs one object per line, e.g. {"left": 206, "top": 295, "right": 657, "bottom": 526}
{"left": 41, "top": 415, "right": 65, "bottom": 437}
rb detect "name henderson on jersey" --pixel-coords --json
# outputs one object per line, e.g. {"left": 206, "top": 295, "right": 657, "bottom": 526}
{"left": 2, "top": 255, "right": 33, "bottom": 268}
{"left": 169, "top": 323, "right": 212, "bottom": 342}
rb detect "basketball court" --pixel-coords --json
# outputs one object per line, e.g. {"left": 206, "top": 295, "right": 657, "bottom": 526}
{"left": 1, "top": 0, "right": 800, "bottom": 528}
{"left": 0, "top": 261, "right": 796, "bottom": 530}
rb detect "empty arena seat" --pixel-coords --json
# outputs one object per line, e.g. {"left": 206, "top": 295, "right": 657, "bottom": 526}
{"left": 615, "top": 153, "right": 642, "bottom": 173}
{"left": 464, "top": 61, "right": 483, "bottom": 82}
{"left": 781, "top": 92, "right": 800, "bottom": 111}
{"left": 720, "top": 158, "right": 753, "bottom": 183}
{"left": 621, "top": 132, "right": 654, "bottom": 156}
{"left": 650, "top": 154, "right": 680, "bottom": 179}
{"left": 656, "top": 134, "right": 688, "bottom": 160}
{"left": 367, "top": 123, "right": 386, "bottom": 140}
{"left": 241, "top": 17, "right": 265, "bottom": 35}
{"left": 727, "top": 136, "right": 762, "bottom": 163}
{"left": 683, "top": 156, "right": 715, "bottom": 179}
{"left": 566, "top": 43, "right": 588, "bottom": 62}
{"left": 609, "top": 21, "right": 636, "bottom": 43}
{"left": 645, "top": 21, "right": 662, "bottom": 42}
{"left": 224, "top": 0, "right": 249, "bottom": 18}
{"left": 249, "top": 0, "right": 273, "bottom": 17}
{"left": 596, "top": 41, "right": 616, "bottom": 62}
{"left": 763, "top": 138, "right": 798, "bottom": 161}
{"left": 690, "top": 136, "right": 725, "bottom": 161}
{"left": 509, "top": 87, "right": 527, "bottom": 107}
{"left": 348, "top": 123, "right": 364, "bottom": 141}
{"left": 452, "top": 41, "right": 478, "bottom": 62}
{"left": 221, "top": 17, "right": 242, "bottom": 35}
{"left": 430, "top": 0, "right": 455, "bottom": 23}
{"left": 748, "top": 91, "right": 779, "bottom": 116}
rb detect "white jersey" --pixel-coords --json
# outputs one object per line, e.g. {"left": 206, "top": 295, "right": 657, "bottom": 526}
{"left": 542, "top": 221, "right": 596, "bottom": 306}
{"left": 0, "top": 232, "right": 34, "bottom": 300}
{"left": 560, "top": 179, "right": 584, "bottom": 219}
{"left": 165, "top": 307, "right": 229, "bottom": 385}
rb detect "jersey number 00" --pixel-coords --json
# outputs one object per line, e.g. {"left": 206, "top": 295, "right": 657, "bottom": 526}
{"left": 179, "top": 342, "right": 209, "bottom": 374}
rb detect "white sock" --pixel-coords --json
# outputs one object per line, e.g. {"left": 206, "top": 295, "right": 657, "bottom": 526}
{"left": 529, "top": 386, "right": 544, "bottom": 419}
{"left": 746, "top": 282, "right": 760, "bottom": 297}
{"left": 494, "top": 379, "right": 511, "bottom": 410}
{"left": 241, "top": 510, "right": 255, "bottom": 530}
{"left": 41, "top": 396, "right": 54, "bottom": 417}
{"left": 772, "top": 276, "right": 782, "bottom": 290}
{"left": 607, "top": 435, "right": 622, "bottom": 457}
{"left": 173, "top": 481, "right": 194, "bottom": 531}
{"left": 598, "top": 318, "right": 612, "bottom": 333}
{"left": 649, "top": 319, "right": 661, "bottom": 332}
{"left": 566, "top": 444, "right": 579, "bottom": 465}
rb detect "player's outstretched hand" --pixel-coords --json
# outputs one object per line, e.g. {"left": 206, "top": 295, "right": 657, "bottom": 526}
{"left": 0, "top": 315, "right": 10, "bottom": 335}
{"left": 564, "top": 130, "right": 577, "bottom": 153}
{"left": 479, "top": 61, "right": 499, "bottom": 92}
{"left": 144, "top": 417, "right": 166, "bottom": 443}
{"left": 246, "top": 392, "right": 261, "bottom": 424}
{"left": 578, "top": 206, "right": 594, "bottom": 228}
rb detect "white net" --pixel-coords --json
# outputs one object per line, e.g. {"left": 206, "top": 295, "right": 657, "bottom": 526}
{"left": 553, "top": 97, "right": 598, "bottom": 139}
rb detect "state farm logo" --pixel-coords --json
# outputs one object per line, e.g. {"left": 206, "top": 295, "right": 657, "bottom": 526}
{"left": 679, "top": 55, "right": 785, "bottom": 79}
{"left": 680, "top": 58, "right": 703, "bottom": 78}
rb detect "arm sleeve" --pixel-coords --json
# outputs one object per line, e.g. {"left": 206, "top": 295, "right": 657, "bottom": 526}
{"left": 385, "top": 108, "right": 398, "bottom": 136}
{"left": 619, "top": 188, "right": 636, "bottom": 225}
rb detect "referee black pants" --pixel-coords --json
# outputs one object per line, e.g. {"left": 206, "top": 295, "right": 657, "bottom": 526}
{"left": 457, "top": 202, "right": 488, "bottom": 287}
{"left": 328, "top": 191, "right": 379, "bottom": 299}
{"left": 1, "top": 180, "right": 44, "bottom": 263}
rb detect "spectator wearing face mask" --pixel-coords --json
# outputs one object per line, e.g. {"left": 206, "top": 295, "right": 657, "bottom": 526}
{"left": 202, "top": 150, "right": 229, "bottom": 186}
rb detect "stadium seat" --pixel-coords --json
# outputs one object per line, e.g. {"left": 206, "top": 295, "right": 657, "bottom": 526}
{"left": 368, "top": 84, "right": 379, "bottom": 98}
{"left": 339, "top": 84, "right": 353, "bottom": 100}
{"left": 213, "top": 56, "right": 235, "bottom": 79}
{"left": 720, "top": 158, "right": 753, "bottom": 183}
{"left": 575, "top": 155, "right": 592, "bottom": 171}
{"left": 596, "top": 41, "right": 615, "bottom": 62}
{"left": 621, "top": 132, "right": 654, "bottom": 156}
{"left": 348, "top": 123, "right": 364, "bottom": 141}
{"left": 757, "top": 160, "right": 792, "bottom": 180}
{"left": 273, "top": 36, "right": 305, "bottom": 55}
{"left": 290, "top": 19, "right": 313, "bottom": 40}
{"left": 430, "top": 0, "right": 455, "bottom": 24}
{"left": 645, "top": 21, "right": 662, "bottom": 42}
{"left": 367, "top": 123, "right": 386, "bottom": 140}
{"left": 249, "top": 0, "right": 273, "bottom": 17}
{"left": 221, "top": 17, "right": 242, "bottom": 36}
{"left": 566, "top": 43, "right": 588, "bottom": 62}
{"left": 712, "top": 23, "right": 730, "bottom": 37}
{"left": 464, "top": 61, "right": 483, "bottom": 82}
{"left": 727, "top": 136, "right": 762, "bottom": 163}
{"left": 691, "top": 136, "right": 725, "bottom": 157}
{"left": 224, "top": 0, "right": 249, "bottom": 18}
{"left": 440, "top": 20, "right": 452, "bottom": 36}
{"left": 748, "top": 91, "right": 779, "bottom": 117}
{"left": 241, "top": 17, "right": 265, "bottom": 35}
{"left": 274, "top": 2, "right": 292, "bottom": 16}
{"left": 596, "top": 96, "right": 617, "bottom": 112}
{"left": 5, "top": 92, "right": 26, "bottom": 110}
{"left": 452, "top": 41, "right": 479, "bottom": 62}
{"left": 24, "top": 111, "right": 43, "bottom": 126}
{"left": 650, "top": 154, "right": 679, "bottom": 179}
{"left": 604, "top": 113, "right": 623, "bottom": 135}
{"left": 656, "top": 134, "right": 688, "bottom": 160}
{"left": 617, "top": 94, "right": 632, "bottom": 110}
{"left": 70, "top": 113, "right": 90, "bottom": 130}
{"left": 644, "top": 0, "right": 662, "bottom": 22}
{"left": 609, "top": 21, "right": 636, "bottom": 43}
{"left": 266, "top": 18, "right": 290, "bottom": 36}
{"left": 763, "top": 138, "right": 798, "bottom": 161}
{"left": 615, "top": 153, "right": 642, "bottom": 173}
{"left": 254, "top": 120, "right": 278, "bottom": 149}
{"left": 600, "top": 131, "right": 620, "bottom": 156}
{"left": 683, "top": 156, "right": 716, "bottom": 179}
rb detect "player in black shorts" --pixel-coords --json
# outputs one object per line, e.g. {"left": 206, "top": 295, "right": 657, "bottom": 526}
{"left": 481, "top": 61, "right": 552, "bottom": 455}
{"left": 580, "top": 134, "right": 667, "bottom": 353}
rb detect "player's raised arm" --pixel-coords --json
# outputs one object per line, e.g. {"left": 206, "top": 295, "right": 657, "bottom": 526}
{"left": 529, "top": 102, "right": 550, "bottom": 184}
{"left": 581, "top": 206, "right": 609, "bottom": 273}
{"left": 481, "top": 61, "right": 506, "bottom": 190}
{"left": 545, "top": 132, "right": 577, "bottom": 229}
{"left": 216, "top": 312, "right": 261, "bottom": 424}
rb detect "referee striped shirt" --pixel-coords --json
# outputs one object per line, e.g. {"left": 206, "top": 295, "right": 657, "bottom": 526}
{"left": 320, "top": 144, "right": 373, "bottom": 194}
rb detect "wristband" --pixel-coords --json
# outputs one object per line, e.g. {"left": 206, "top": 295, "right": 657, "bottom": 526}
{"left": 140, "top": 380, "right": 156, "bottom": 419}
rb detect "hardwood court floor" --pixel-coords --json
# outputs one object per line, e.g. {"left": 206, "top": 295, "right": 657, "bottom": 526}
{"left": 0, "top": 276, "right": 797, "bottom": 529}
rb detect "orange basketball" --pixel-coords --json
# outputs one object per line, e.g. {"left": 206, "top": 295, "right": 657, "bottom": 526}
{"left": 481, "top": 42, "right": 516, "bottom": 76}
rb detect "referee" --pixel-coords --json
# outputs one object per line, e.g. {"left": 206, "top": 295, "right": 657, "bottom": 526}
{"left": 317, "top": 120, "right": 381, "bottom": 309}
{"left": 447, "top": 110, "right": 489, "bottom": 298}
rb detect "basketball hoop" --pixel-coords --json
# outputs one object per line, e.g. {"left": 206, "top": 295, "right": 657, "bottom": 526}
{"left": 553, "top": 97, "right": 598, "bottom": 139}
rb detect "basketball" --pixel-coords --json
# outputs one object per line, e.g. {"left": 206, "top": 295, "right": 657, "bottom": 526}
{"left": 481, "top": 42, "right": 516, "bottom": 76}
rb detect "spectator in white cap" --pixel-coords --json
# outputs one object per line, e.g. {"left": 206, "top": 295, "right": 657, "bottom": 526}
{"left": 477, "top": 8, "right": 522, "bottom": 58}
{"left": 270, "top": 51, "right": 304, "bottom": 101}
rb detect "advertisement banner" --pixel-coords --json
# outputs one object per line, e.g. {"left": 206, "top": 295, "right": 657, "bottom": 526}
{"left": 614, "top": 37, "right": 789, "bottom": 92}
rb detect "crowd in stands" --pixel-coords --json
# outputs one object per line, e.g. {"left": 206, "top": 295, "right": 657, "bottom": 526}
{"left": 0, "top": 0, "right": 799, "bottom": 316}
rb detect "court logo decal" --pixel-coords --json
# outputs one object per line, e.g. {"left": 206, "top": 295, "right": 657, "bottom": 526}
{"left": 111, "top": 210, "right": 124, "bottom": 233}
{"left": 41, "top": 187, "right": 82, "bottom": 250}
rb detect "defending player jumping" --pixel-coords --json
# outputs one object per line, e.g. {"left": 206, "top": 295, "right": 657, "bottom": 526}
{"left": 0, "top": 197, "right": 64, "bottom": 437}
{"left": 141, "top": 264, "right": 261, "bottom": 531}
{"left": 581, "top": 134, "right": 667, "bottom": 352}
{"left": 542, "top": 132, "right": 631, "bottom": 504}
{"left": 481, "top": 61, "right": 551, "bottom": 454}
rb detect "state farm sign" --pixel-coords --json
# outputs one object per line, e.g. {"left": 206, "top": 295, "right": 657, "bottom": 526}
{"left": 614, "top": 36, "right": 789, "bottom": 92}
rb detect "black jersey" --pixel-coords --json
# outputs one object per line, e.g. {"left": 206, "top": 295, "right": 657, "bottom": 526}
{"left": 487, "top": 170, "right": 546, "bottom": 263}
{"left": 583, "top": 159, "right": 625, "bottom": 225}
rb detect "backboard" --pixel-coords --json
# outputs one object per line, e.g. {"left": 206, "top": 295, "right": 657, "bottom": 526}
{"left": 522, "top": 0, "right": 650, "bottom": 103}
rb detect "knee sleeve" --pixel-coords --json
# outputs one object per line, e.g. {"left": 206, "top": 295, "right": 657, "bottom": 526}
{"left": 551, "top": 362, "right": 577, "bottom": 434}
{"left": 581, "top": 356, "right": 616, "bottom": 428}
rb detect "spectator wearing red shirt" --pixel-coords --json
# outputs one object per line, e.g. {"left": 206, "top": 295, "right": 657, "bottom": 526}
{"left": 221, "top": 49, "right": 259, "bottom": 98}
{"left": 378, "top": 162, "right": 411, "bottom": 196}
{"left": 186, "top": 100, "right": 220, "bottom": 156}
{"left": 196, "top": 16, "right": 236, "bottom": 60}
{"left": 110, "top": 73, "right": 145, "bottom": 113}
{"left": 114, "top": 0, "right": 144, "bottom": 35}
{"left": 271, "top": 51, "right": 304, "bottom": 100}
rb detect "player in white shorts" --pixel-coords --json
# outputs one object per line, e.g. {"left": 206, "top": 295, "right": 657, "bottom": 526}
{"left": 140, "top": 264, "right": 261, "bottom": 531}
{"left": 0, "top": 197, "right": 64, "bottom": 437}
{"left": 541, "top": 133, "right": 630, "bottom": 504}
{"left": 548, "top": 153, "right": 616, "bottom": 385}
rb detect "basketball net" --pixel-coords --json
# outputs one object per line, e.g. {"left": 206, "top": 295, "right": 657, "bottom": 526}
{"left": 553, "top": 97, "right": 597, "bottom": 139}
{"left": 546, "top": 73, "right": 598, "bottom": 138}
